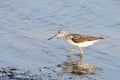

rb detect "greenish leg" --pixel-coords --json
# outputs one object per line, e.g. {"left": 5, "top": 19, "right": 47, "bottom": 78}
{"left": 79, "top": 47, "right": 84, "bottom": 61}
{"left": 66, "top": 49, "right": 80, "bottom": 53}
{"left": 66, "top": 48, "right": 84, "bottom": 61}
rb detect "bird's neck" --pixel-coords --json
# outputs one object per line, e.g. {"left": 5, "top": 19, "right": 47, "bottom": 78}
{"left": 63, "top": 32, "right": 68, "bottom": 40}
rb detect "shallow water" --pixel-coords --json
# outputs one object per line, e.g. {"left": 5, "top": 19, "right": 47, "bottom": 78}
{"left": 0, "top": 0, "right": 120, "bottom": 80}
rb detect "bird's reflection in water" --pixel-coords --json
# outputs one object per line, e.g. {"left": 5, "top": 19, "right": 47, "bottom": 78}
{"left": 57, "top": 56, "right": 98, "bottom": 76}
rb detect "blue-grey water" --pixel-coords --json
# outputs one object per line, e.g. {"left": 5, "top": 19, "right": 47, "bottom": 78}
{"left": 0, "top": 0, "right": 120, "bottom": 80}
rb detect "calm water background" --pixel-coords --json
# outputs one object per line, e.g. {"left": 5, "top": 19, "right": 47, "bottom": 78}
{"left": 0, "top": 0, "right": 120, "bottom": 80}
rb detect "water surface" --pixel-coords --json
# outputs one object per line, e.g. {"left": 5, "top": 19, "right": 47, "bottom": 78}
{"left": 0, "top": 0, "right": 120, "bottom": 80}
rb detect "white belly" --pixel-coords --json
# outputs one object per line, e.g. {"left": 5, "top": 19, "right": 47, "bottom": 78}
{"left": 65, "top": 39, "right": 100, "bottom": 47}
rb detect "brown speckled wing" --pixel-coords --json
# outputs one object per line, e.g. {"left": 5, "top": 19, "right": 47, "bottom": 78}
{"left": 69, "top": 34, "right": 103, "bottom": 43}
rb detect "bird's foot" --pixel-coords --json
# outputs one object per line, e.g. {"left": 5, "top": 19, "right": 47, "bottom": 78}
{"left": 66, "top": 49, "right": 74, "bottom": 52}
{"left": 66, "top": 49, "right": 79, "bottom": 53}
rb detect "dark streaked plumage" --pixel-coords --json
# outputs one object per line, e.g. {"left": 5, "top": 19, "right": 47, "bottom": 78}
{"left": 68, "top": 34, "right": 103, "bottom": 43}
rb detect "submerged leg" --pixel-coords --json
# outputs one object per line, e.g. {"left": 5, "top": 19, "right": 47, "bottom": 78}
{"left": 66, "top": 49, "right": 79, "bottom": 53}
{"left": 66, "top": 48, "right": 84, "bottom": 61}
{"left": 79, "top": 47, "right": 84, "bottom": 61}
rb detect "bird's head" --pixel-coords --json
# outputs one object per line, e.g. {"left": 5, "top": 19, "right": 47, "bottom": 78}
{"left": 47, "top": 29, "right": 67, "bottom": 40}
{"left": 57, "top": 29, "right": 67, "bottom": 37}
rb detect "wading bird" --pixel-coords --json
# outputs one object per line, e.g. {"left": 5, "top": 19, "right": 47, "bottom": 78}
{"left": 48, "top": 30, "right": 103, "bottom": 61}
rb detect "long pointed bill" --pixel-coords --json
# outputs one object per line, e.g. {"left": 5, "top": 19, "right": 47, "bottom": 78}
{"left": 47, "top": 33, "right": 58, "bottom": 40}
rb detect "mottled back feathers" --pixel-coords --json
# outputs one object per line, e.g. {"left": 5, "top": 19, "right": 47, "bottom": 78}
{"left": 67, "top": 34, "right": 103, "bottom": 43}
